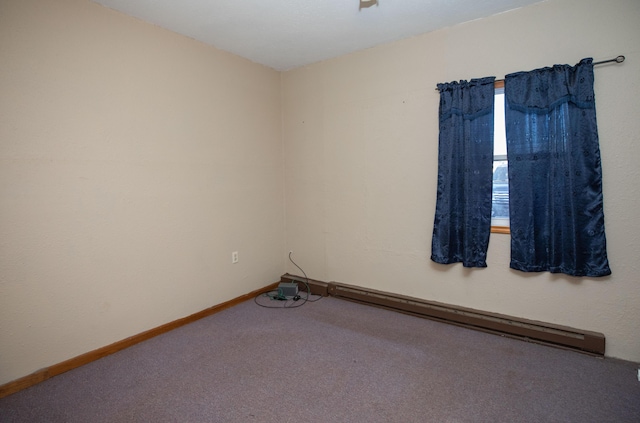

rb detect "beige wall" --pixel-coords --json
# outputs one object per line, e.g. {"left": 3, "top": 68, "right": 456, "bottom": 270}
{"left": 283, "top": 0, "right": 640, "bottom": 362}
{"left": 0, "top": 0, "right": 283, "bottom": 385}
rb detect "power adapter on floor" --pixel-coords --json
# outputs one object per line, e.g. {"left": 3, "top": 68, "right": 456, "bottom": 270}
{"left": 277, "top": 282, "right": 298, "bottom": 298}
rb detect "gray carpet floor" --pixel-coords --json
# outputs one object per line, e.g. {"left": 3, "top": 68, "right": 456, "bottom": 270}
{"left": 1, "top": 296, "right": 639, "bottom": 422}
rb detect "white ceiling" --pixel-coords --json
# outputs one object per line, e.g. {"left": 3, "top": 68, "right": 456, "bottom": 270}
{"left": 92, "top": 0, "right": 546, "bottom": 71}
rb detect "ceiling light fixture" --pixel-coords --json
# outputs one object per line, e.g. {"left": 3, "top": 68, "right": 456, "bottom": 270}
{"left": 359, "top": 0, "right": 378, "bottom": 10}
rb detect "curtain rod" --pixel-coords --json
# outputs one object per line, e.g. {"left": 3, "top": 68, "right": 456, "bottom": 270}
{"left": 593, "top": 55, "right": 625, "bottom": 65}
{"left": 435, "top": 55, "right": 625, "bottom": 90}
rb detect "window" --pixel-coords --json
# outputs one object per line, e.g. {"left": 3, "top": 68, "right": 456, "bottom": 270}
{"left": 491, "top": 83, "right": 510, "bottom": 234}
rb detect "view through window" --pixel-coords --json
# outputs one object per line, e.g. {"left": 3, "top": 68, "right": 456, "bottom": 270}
{"left": 492, "top": 88, "right": 509, "bottom": 232}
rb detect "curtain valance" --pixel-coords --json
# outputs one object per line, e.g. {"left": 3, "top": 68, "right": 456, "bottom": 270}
{"left": 505, "top": 58, "right": 596, "bottom": 113}
{"left": 437, "top": 77, "right": 496, "bottom": 121}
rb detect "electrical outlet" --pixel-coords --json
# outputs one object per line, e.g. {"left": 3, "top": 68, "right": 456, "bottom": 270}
{"left": 232, "top": 251, "right": 239, "bottom": 264}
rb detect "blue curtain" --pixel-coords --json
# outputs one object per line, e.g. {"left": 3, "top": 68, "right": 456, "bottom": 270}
{"left": 505, "top": 58, "right": 611, "bottom": 277}
{"left": 431, "top": 77, "right": 495, "bottom": 267}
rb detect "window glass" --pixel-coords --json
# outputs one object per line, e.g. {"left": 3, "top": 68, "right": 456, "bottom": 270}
{"left": 492, "top": 90, "right": 509, "bottom": 230}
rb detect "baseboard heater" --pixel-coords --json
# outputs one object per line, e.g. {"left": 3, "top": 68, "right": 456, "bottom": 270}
{"left": 327, "top": 281, "right": 605, "bottom": 356}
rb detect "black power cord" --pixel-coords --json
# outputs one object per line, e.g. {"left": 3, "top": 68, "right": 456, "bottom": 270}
{"left": 253, "top": 252, "right": 322, "bottom": 309}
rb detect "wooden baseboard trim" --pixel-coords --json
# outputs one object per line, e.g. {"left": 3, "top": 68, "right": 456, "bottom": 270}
{"left": 0, "top": 282, "right": 278, "bottom": 399}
